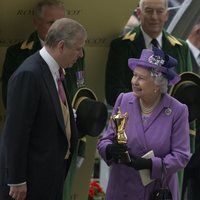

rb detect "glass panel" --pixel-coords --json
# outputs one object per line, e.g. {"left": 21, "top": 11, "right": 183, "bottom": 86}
{"left": 166, "top": 0, "right": 192, "bottom": 32}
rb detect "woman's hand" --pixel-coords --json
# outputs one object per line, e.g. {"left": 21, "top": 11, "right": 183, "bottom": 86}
{"left": 106, "top": 143, "right": 128, "bottom": 161}
{"left": 128, "top": 157, "right": 152, "bottom": 170}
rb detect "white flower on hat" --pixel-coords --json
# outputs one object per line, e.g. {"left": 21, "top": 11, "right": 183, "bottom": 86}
{"left": 148, "top": 55, "right": 165, "bottom": 66}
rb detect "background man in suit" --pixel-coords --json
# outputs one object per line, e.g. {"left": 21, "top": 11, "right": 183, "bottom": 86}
{"left": 0, "top": 17, "right": 87, "bottom": 200}
{"left": 1, "top": 1, "right": 86, "bottom": 199}
{"left": 1, "top": 0, "right": 64, "bottom": 108}
{"left": 105, "top": 0, "right": 192, "bottom": 107}
{"left": 181, "top": 20, "right": 200, "bottom": 200}
{"left": 105, "top": 0, "right": 193, "bottom": 197}
{"left": 186, "top": 21, "right": 200, "bottom": 74}
{"left": 1, "top": 0, "right": 85, "bottom": 108}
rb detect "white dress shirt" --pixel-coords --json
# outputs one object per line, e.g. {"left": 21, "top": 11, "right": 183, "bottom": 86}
{"left": 186, "top": 39, "right": 200, "bottom": 66}
{"left": 140, "top": 26, "right": 162, "bottom": 49}
{"left": 39, "top": 47, "right": 61, "bottom": 90}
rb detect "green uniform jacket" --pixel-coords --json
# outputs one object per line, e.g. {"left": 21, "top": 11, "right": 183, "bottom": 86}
{"left": 105, "top": 26, "right": 192, "bottom": 107}
{"left": 2, "top": 31, "right": 85, "bottom": 107}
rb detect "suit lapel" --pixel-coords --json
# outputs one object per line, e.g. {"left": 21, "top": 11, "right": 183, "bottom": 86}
{"left": 190, "top": 50, "right": 199, "bottom": 73}
{"left": 162, "top": 32, "right": 178, "bottom": 55}
{"left": 128, "top": 97, "right": 148, "bottom": 150}
{"left": 143, "top": 94, "right": 171, "bottom": 132}
{"left": 129, "top": 27, "right": 146, "bottom": 58}
{"left": 129, "top": 95, "right": 171, "bottom": 151}
{"left": 39, "top": 57, "right": 66, "bottom": 135}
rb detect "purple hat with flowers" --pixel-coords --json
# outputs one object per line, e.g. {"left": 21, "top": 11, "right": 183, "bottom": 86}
{"left": 128, "top": 47, "right": 180, "bottom": 85}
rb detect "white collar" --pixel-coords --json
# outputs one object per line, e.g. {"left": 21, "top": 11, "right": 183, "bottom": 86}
{"left": 186, "top": 39, "right": 200, "bottom": 60}
{"left": 39, "top": 47, "right": 60, "bottom": 78}
{"left": 141, "top": 26, "right": 162, "bottom": 49}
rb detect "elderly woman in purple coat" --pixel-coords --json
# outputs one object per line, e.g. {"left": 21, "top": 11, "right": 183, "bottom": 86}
{"left": 97, "top": 47, "right": 190, "bottom": 200}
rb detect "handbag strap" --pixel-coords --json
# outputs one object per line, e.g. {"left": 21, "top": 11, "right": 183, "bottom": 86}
{"left": 160, "top": 159, "right": 168, "bottom": 188}
{"left": 161, "top": 159, "right": 164, "bottom": 186}
{"left": 153, "top": 159, "right": 169, "bottom": 188}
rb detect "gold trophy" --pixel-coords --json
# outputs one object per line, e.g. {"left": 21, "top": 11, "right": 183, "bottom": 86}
{"left": 110, "top": 107, "right": 131, "bottom": 163}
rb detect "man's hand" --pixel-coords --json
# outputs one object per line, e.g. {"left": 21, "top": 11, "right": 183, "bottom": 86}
{"left": 9, "top": 184, "right": 27, "bottom": 200}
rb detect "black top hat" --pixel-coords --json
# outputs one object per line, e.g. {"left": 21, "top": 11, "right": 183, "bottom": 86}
{"left": 72, "top": 87, "right": 108, "bottom": 138}
{"left": 169, "top": 72, "right": 200, "bottom": 122}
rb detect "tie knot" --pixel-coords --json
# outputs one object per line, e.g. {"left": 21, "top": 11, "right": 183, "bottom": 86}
{"left": 151, "top": 39, "right": 159, "bottom": 48}
{"left": 59, "top": 68, "right": 65, "bottom": 81}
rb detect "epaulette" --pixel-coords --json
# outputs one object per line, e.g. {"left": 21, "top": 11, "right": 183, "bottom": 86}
{"left": 167, "top": 35, "right": 182, "bottom": 46}
{"left": 20, "top": 40, "right": 34, "bottom": 50}
{"left": 122, "top": 31, "right": 136, "bottom": 41}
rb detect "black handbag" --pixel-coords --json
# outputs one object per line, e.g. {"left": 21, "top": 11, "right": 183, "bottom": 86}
{"left": 150, "top": 160, "right": 172, "bottom": 200}
{"left": 150, "top": 188, "right": 172, "bottom": 200}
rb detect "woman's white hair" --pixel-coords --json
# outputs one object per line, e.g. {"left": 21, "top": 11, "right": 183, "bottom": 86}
{"left": 150, "top": 70, "right": 168, "bottom": 94}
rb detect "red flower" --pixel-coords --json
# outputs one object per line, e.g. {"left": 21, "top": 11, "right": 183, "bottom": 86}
{"left": 88, "top": 181, "right": 105, "bottom": 200}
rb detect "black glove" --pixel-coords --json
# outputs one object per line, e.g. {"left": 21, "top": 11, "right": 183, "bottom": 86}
{"left": 128, "top": 156, "right": 152, "bottom": 170}
{"left": 106, "top": 143, "right": 128, "bottom": 161}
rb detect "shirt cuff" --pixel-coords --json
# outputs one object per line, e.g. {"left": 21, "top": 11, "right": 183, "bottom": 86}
{"left": 8, "top": 182, "right": 26, "bottom": 186}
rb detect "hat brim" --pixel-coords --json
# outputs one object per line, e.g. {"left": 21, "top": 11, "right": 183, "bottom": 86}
{"left": 169, "top": 72, "right": 200, "bottom": 122}
{"left": 128, "top": 58, "right": 180, "bottom": 85}
{"left": 128, "top": 58, "right": 157, "bottom": 71}
{"left": 72, "top": 87, "right": 108, "bottom": 138}
{"left": 72, "top": 87, "right": 97, "bottom": 109}
{"left": 175, "top": 71, "right": 200, "bottom": 85}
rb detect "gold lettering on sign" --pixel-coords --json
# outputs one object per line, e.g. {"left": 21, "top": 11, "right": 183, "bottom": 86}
{"left": 15, "top": 9, "right": 82, "bottom": 16}
{"left": 17, "top": 9, "right": 34, "bottom": 16}
{"left": 66, "top": 9, "right": 82, "bottom": 16}
{"left": 86, "top": 38, "right": 109, "bottom": 46}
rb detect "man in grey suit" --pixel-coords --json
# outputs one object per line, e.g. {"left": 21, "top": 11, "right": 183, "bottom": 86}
{"left": 186, "top": 21, "right": 200, "bottom": 73}
{"left": 182, "top": 20, "right": 200, "bottom": 200}
{"left": 0, "top": 18, "right": 87, "bottom": 200}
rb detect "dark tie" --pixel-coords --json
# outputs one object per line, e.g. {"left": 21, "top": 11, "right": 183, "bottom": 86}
{"left": 151, "top": 38, "right": 160, "bottom": 49}
{"left": 57, "top": 68, "right": 71, "bottom": 159}
{"left": 57, "top": 68, "right": 67, "bottom": 105}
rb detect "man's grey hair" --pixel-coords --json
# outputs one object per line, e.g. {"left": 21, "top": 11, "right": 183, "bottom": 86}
{"left": 45, "top": 18, "right": 87, "bottom": 48}
{"left": 139, "top": 0, "right": 168, "bottom": 10}
{"left": 34, "top": 0, "right": 65, "bottom": 19}
{"left": 150, "top": 70, "right": 168, "bottom": 93}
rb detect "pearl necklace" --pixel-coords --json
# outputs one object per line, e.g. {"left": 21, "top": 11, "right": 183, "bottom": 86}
{"left": 140, "top": 95, "right": 161, "bottom": 115}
